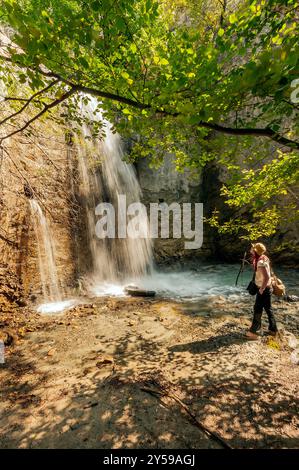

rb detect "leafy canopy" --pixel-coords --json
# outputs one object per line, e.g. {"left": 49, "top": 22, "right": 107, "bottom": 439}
{"left": 0, "top": 0, "right": 298, "bottom": 241}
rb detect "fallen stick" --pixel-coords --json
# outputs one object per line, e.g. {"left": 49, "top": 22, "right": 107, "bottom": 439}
{"left": 83, "top": 401, "right": 99, "bottom": 409}
{"left": 141, "top": 385, "right": 233, "bottom": 449}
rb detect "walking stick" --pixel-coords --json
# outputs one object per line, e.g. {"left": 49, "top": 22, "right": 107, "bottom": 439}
{"left": 235, "top": 250, "right": 250, "bottom": 286}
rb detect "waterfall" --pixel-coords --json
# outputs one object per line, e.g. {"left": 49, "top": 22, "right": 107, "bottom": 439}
{"left": 29, "top": 199, "right": 62, "bottom": 302}
{"left": 76, "top": 98, "right": 153, "bottom": 289}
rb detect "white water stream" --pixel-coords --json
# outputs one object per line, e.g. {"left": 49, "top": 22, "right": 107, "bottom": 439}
{"left": 29, "top": 199, "right": 78, "bottom": 314}
{"left": 77, "top": 98, "right": 153, "bottom": 292}
{"left": 29, "top": 199, "right": 62, "bottom": 302}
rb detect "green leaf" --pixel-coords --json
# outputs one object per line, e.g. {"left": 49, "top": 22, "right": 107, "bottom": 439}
{"left": 79, "top": 57, "right": 89, "bottom": 68}
{"left": 229, "top": 13, "right": 237, "bottom": 24}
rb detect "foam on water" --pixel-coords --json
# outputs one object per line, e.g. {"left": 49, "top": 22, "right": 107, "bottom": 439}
{"left": 37, "top": 299, "right": 78, "bottom": 315}
{"left": 90, "top": 282, "right": 125, "bottom": 297}
{"left": 136, "top": 265, "right": 299, "bottom": 300}
{"left": 137, "top": 270, "right": 244, "bottom": 300}
{"left": 87, "top": 265, "right": 252, "bottom": 301}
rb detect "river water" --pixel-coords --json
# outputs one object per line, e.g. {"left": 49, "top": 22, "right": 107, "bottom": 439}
{"left": 90, "top": 263, "right": 299, "bottom": 301}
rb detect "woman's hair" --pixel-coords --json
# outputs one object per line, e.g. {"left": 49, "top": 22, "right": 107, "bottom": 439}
{"left": 251, "top": 249, "right": 269, "bottom": 269}
{"left": 251, "top": 250, "right": 260, "bottom": 270}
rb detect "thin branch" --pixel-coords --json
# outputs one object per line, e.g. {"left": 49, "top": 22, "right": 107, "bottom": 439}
{"left": 80, "top": 84, "right": 148, "bottom": 109}
{"left": 1, "top": 145, "right": 55, "bottom": 218}
{"left": 0, "top": 79, "right": 59, "bottom": 127}
{"left": 286, "top": 186, "right": 298, "bottom": 201}
{"left": 141, "top": 383, "right": 232, "bottom": 449}
{"left": 219, "top": 0, "right": 227, "bottom": 27}
{"left": 24, "top": 137, "right": 60, "bottom": 171}
{"left": 0, "top": 86, "right": 78, "bottom": 144}
{"left": 37, "top": 70, "right": 149, "bottom": 110}
{"left": 1, "top": 145, "right": 35, "bottom": 194}
{"left": 282, "top": 98, "right": 299, "bottom": 111}
{"left": 0, "top": 232, "right": 18, "bottom": 247}
{"left": 2, "top": 54, "right": 147, "bottom": 108}
{"left": 2, "top": 97, "right": 32, "bottom": 102}
{"left": 211, "top": 0, "right": 228, "bottom": 42}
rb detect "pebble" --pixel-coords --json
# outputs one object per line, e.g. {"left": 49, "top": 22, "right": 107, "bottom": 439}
{"left": 290, "top": 349, "right": 299, "bottom": 365}
{"left": 47, "top": 348, "right": 56, "bottom": 356}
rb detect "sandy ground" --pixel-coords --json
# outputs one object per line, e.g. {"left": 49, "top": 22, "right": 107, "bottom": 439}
{"left": 0, "top": 294, "right": 298, "bottom": 449}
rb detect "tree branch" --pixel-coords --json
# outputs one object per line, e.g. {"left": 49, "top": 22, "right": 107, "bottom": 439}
{"left": 0, "top": 53, "right": 298, "bottom": 150}
{"left": 0, "top": 86, "right": 78, "bottom": 144}
{"left": 72, "top": 83, "right": 148, "bottom": 110}
{"left": 0, "top": 79, "right": 59, "bottom": 127}
{"left": 0, "top": 231, "right": 18, "bottom": 247}
{"left": 2, "top": 97, "right": 33, "bottom": 102}
{"left": 60, "top": 80, "right": 299, "bottom": 149}
{"left": 196, "top": 121, "right": 299, "bottom": 150}
{"left": 34, "top": 68, "right": 149, "bottom": 110}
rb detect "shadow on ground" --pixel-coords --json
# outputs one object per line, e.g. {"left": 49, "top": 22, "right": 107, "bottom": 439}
{"left": 0, "top": 300, "right": 298, "bottom": 449}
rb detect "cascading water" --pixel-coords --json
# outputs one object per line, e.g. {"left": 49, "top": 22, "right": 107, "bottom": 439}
{"left": 29, "top": 199, "right": 77, "bottom": 313}
{"left": 77, "top": 98, "right": 153, "bottom": 294}
{"left": 29, "top": 199, "right": 62, "bottom": 301}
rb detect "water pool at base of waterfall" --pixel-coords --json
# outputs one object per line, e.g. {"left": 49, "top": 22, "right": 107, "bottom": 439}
{"left": 35, "top": 264, "right": 298, "bottom": 313}
{"left": 89, "top": 264, "right": 299, "bottom": 302}
{"left": 89, "top": 266, "right": 249, "bottom": 301}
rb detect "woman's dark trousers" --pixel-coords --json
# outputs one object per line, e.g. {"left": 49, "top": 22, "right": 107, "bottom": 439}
{"left": 250, "top": 287, "right": 277, "bottom": 333}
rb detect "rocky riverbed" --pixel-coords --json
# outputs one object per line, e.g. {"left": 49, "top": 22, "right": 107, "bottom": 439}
{"left": 0, "top": 293, "right": 298, "bottom": 449}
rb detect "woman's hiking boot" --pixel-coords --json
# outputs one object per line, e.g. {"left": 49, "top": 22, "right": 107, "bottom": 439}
{"left": 245, "top": 330, "right": 260, "bottom": 340}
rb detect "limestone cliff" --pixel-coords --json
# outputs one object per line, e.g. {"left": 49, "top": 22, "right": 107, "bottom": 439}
{"left": 0, "top": 121, "right": 77, "bottom": 304}
{"left": 136, "top": 155, "right": 299, "bottom": 267}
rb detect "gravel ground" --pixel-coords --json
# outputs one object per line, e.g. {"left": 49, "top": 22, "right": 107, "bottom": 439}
{"left": 0, "top": 294, "right": 298, "bottom": 449}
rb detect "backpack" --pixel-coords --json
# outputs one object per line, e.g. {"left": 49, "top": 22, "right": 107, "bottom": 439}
{"left": 271, "top": 274, "right": 286, "bottom": 297}
{"left": 268, "top": 258, "right": 286, "bottom": 296}
{"left": 261, "top": 256, "right": 286, "bottom": 297}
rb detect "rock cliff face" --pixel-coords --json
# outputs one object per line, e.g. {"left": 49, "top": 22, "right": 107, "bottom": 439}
{"left": 136, "top": 155, "right": 213, "bottom": 264}
{"left": 135, "top": 156, "right": 245, "bottom": 265}
{"left": 136, "top": 156, "right": 299, "bottom": 267}
{"left": 0, "top": 121, "right": 78, "bottom": 304}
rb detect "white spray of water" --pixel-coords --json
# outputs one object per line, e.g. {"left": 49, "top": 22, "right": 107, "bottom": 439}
{"left": 37, "top": 299, "right": 78, "bottom": 315}
{"left": 30, "top": 199, "right": 79, "bottom": 314}
{"left": 29, "top": 199, "right": 62, "bottom": 302}
{"left": 77, "top": 98, "right": 153, "bottom": 293}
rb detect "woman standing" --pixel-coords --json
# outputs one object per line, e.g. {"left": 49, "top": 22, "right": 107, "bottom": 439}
{"left": 246, "top": 242, "right": 278, "bottom": 340}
